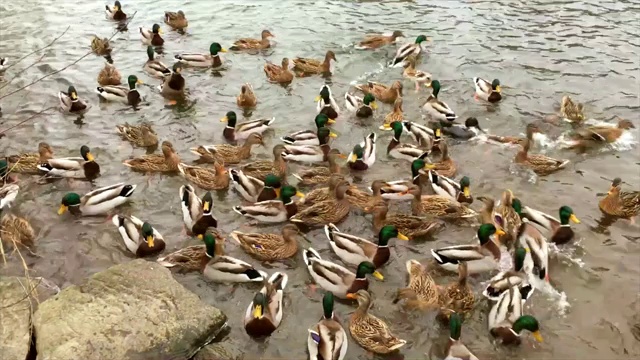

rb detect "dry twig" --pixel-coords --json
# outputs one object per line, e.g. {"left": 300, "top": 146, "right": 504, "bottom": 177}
{"left": 2, "top": 26, "right": 70, "bottom": 72}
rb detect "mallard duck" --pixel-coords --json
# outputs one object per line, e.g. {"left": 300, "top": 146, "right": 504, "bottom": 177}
{"left": 347, "top": 290, "right": 406, "bottom": 354}
{"left": 140, "top": 24, "right": 164, "bottom": 46}
{"left": 0, "top": 210, "right": 35, "bottom": 248}
{"left": 159, "top": 63, "right": 185, "bottom": 101}
{"left": 428, "top": 140, "right": 457, "bottom": 178}
{"left": 515, "top": 124, "right": 569, "bottom": 175}
{"left": 232, "top": 185, "right": 303, "bottom": 223}
{"left": 221, "top": 111, "right": 275, "bottom": 141}
{"left": 428, "top": 170, "right": 473, "bottom": 205}
{"left": 566, "top": 118, "right": 636, "bottom": 152}
{"left": 105, "top": 1, "right": 126, "bottom": 21}
{"left": 115, "top": 122, "right": 158, "bottom": 148}
{"left": 513, "top": 201, "right": 550, "bottom": 282}
{"left": 6, "top": 142, "right": 54, "bottom": 174}
{"left": 405, "top": 185, "right": 477, "bottom": 219}
{"left": 403, "top": 54, "right": 432, "bottom": 91}
{"left": 230, "top": 171, "right": 281, "bottom": 203}
{"left": 123, "top": 140, "right": 180, "bottom": 173}
{"left": 231, "top": 30, "right": 274, "bottom": 51}
{"left": 143, "top": 46, "right": 171, "bottom": 78}
{"left": 356, "top": 30, "right": 404, "bottom": 49}
{"left": 390, "top": 34, "right": 429, "bottom": 67}
{"left": 488, "top": 284, "right": 543, "bottom": 345}
{"left": 91, "top": 36, "right": 111, "bottom": 56}
{"left": 303, "top": 247, "right": 382, "bottom": 299}
{"left": 473, "top": 77, "right": 502, "bottom": 103}
{"left": 560, "top": 95, "right": 585, "bottom": 123}
{"left": 384, "top": 121, "right": 429, "bottom": 161}
{"left": 158, "top": 232, "right": 267, "bottom": 283}
{"left": 164, "top": 10, "right": 188, "bottom": 30}
{"left": 325, "top": 223, "right": 408, "bottom": 269}
{"left": 231, "top": 224, "right": 305, "bottom": 261}
{"left": 58, "top": 85, "right": 89, "bottom": 114}
{"left": 97, "top": 59, "right": 121, "bottom": 86}
{"left": 244, "top": 272, "right": 287, "bottom": 337}
{"left": 493, "top": 190, "right": 522, "bottom": 246}
{"left": 441, "top": 117, "right": 484, "bottom": 140}
{"left": 178, "top": 185, "right": 217, "bottom": 238}
{"left": 307, "top": 292, "right": 348, "bottom": 360}
{"left": 38, "top": 145, "right": 100, "bottom": 180}
{"left": 347, "top": 132, "right": 377, "bottom": 171}
{"left": 445, "top": 313, "right": 479, "bottom": 360}
{"left": 393, "top": 259, "right": 441, "bottom": 311}
{"left": 316, "top": 85, "right": 340, "bottom": 120}
{"left": 344, "top": 92, "right": 377, "bottom": 118}
{"left": 282, "top": 127, "right": 337, "bottom": 163}
{"left": 341, "top": 179, "right": 388, "bottom": 211}
{"left": 441, "top": 262, "right": 475, "bottom": 319}
{"left": 365, "top": 200, "right": 445, "bottom": 239}
{"left": 264, "top": 58, "right": 294, "bottom": 84}
{"left": 178, "top": 162, "right": 230, "bottom": 191}
{"left": 190, "top": 133, "right": 263, "bottom": 165}
{"left": 281, "top": 114, "right": 335, "bottom": 146}
{"left": 382, "top": 97, "right": 404, "bottom": 129}
{"left": 58, "top": 183, "right": 136, "bottom": 216}
{"left": 402, "top": 121, "right": 436, "bottom": 148}
{"left": 290, "top": 180, "right": 352, "bottom": 227}
{"left": 483, "top": 247, "right": 533, "bottom": 302}
{"left": 422, "top": 80, "right": 456, "bottom": 122}
{"left": 297, "top": 174, "right": 346, "bottom": 211}
{"left": 111, "top": 215, "right": 165, "bottom": 257}
{"left": 431, "top": 224, "right": 506, "bottom": 274}
{"left": 363, "top": 159, "right": 433, "bottom": 202}
{"left": 292, "top": 149, "right": 345, "bottom": 186}
{"left": 355, "top": 80, "right": 402, "bottom": 104}
{"left": 0, "top": 184, "right": 19, "bottom": 210}
{"left": 0, "top": 57, "right": 7, "bottom": 75}
{"left": 520, "top": 205, "right": 579, "bottom": 244}
{"left": 175, "top": 42, "right": 227, "bottom": 68}
{"left": 236, "top": 83, "right": 257, "bottom": 109}
{"left": 293, "top": 50, "right": 337, "bottom": 76}
{"left": 238, "top": 144, "right": 288, "bottom": 181}
{"left": 598, "top": 177, "right": 639, "bottom": 221}
{"left": 96, "top": 74, "right": 143, "bottom": 106}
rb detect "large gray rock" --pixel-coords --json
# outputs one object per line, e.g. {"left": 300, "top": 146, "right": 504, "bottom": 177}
{"left": 33, "top": 259, "right": 228, "bottom": 360}
{"left": 0, "top": 277, "right": 35, "bottom": 360}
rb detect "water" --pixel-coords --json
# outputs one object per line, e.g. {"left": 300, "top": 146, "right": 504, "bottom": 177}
{"left": 1, "top": 0, "right": 639, "bottom": 359}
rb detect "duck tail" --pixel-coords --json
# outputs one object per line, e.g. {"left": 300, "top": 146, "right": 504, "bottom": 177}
{"left": 264, "top": 117, "right": 276, "bottom": 126}
{"left": 292, "top": 173, "right": 303, "bottom": 181}
{"left": 232, "top": 205, "right": 246, "bottom": 216}
{"left": 280, "top": 136, "right": 296, "bottom": 144}
{"left": 324, "top": 223, "right": 338, "bottom": 243}
{"left": 302, "top": 247, "right": 321, "bottom": 266}
{"left": 268, "top": 272, "right": 288, "bottom": 290}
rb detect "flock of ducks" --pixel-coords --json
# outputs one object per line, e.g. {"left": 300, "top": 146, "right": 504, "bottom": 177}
{"left": 1, "top": 2, "right": 639, "bottom": 359}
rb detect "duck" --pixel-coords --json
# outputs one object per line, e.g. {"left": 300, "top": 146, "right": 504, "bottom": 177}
{"left": 220, "top": 111, "right": 275, "bottom": 142}
{"left": 115, "top": 122, "right": 158, "bottom": 148}
{"left": 402, "top": 121, "right": 436, "bottom": 148}
{"left": 365, "top": 200, "right": 445, "bottom": 239}
{"left": 440, "top": 117, "right": 484, "bottom": 140}
{"left": 325, "top": 223, "right": 408, "bottom": 269}
{"left": 57, "top": 183, "right": 136, "bottom": 216}
{"left": 232, "top": 185, "right": 303, "bottom": 223}
{"left": 303, "top": 247, "right": 383, "bottom": 299}
{"left": 432, "top": 224, "right": 508, "bottom": 274}
{"left": 307, "top": 292, "right": 348, "bottom": 360}
{"left": 342, "top": 179, "right": 388, "bottom": 210}
{"left": 37, "top": 145, "right": 100, "bottom": 180}
{"left": 230, "top": 171, "right": 282, "bottom": 203}
{"left": 316, "top": 84, "right": 340, "bottom": 120}
{"left": 440, "top": 262, "right": 475, "bottom": 319}
{"left": 428, "top": 170, "right": 473, "bottom": 205}
{"left": 281, "top": 113, "right": 335, "bottom": 146}
{"left": 565, "top": 118, "right": 636, "bottom": 152}
{"left": 264, "top": 58, "right": 294, "bottom": 84}
{"left": 355, "top": 80, "right": 402, "bottom": 104}
{"left": 598, "top": 177, "right": 639, "bottom": 221}
{"left": 390, "top": 34, "right": 429, "bottom": 67}
{"left": 105, "top": 1, "right": 126, "bottom": 21}
{"left": 58, "top": 85, "right": 89, "bottom": 114}
{"left": 422, "top": 80, "right": 456, "bottom": 122}
{"left": 428, "top": 140, "right": 457, "bottom": 178}
{"left": 520, "top": 204, "right": 580, "bottom": 244}
{"left": 384, "top": 121, "right": 429, "bottom": 162}
{"left": 97, "top": 58, "right": 121, "bottom": 86}
{"left": 0, "top": 210, "right": 35, "bottom": 249}
{"left": 347, "top": 290, "right": 406, "bottom": 354}
{"left": 123, "top": 140, "right": 180, "bottom": 173}
{"left": 190, "top": 133, "right": 264, "bottom": 165}
{"left": 231, "top": 224, "right": 305, "bottom": 262}
{"left": 488, "top": 284, "right": 543, "bottom": 345}
{"left": 293, "top": 50, "right": 337, "bottom": 76}
{"left": 356, "top": 30, "right": 404, "bottom": 49}
{"left": 515, "top": 124, "right": 569, "bottom": 175}
{"left": 0, "top": 57, "right": 7, "bottom": 75}
{"left": 282, "top": 127, "right": 337, "bottom": 163}
{"left": 157, "top": 232, "right": 267, "bottom": 283}
{"left": 445, "top": 312, "right": 480, "bottom": 360}
{"left": 290, "top": 180, "right": 352, "bottom": 227}
{"left": 344, "top": 92, "right": 377, "bottom": 118}
{"left": 393, "top": 259, "right": 441, "bottom": 311}
{"left": 513, "top": 200, "right": 551, "bottom": 283}
{"left": 236, "top": 83, "right": 257, "bottom": 109}
{"left": 244, "top": 272, "right": 287, "bottom": 338}
{"left": 91, "top": 36, "right": 112, "bottom": 56}
{"left": 473, "top": 77, "right": 502, "bottom": 103}
{"left": 366, "top": 159, "right": 433, "bottom": 201}
{"left": 483, "top": 247, "right": 532, "bottom": 302}
{"left": 96, "top": 75, "right": 143, "bottom": 106}
{"left": 297, "top": 174, "right": 346, "bottom": 212}
{"left": 238, "top": 144, "right": 288, "bottom": 181}
{"left": 347, "top": 132, "right": 377, "bottom": 171}
{"left": 560, "top": 95, "right": 585, "bottom": 123}
{"left": 6, "top": 142, "right": 54, "bottom": 174}
{"left": 177, "top": 162, "right": 230, "bottom": 191}
{"left": 0, "top": 184, "right": 19, "bottom": 210}
{"left": 231, "top": 30, "right": 274, "bottom": 51}
{"left": 292, "top": 149, "right": 345, "bottom": 186}
{"left": 143, "top": 46, "right": 171, "bottom": 78}
{"left": 111, "top": 215, "right": 165, "bottom": 257}
{"left": 493, "top": 189, "right": 522, "bottom": 246}
{"left": 159, "top": 63, "right": 186, "bottom": 102}
{"left": 382, "top": 97, "right": 405, "bottom": 129}
{"left": 140, "top": 24, "right": 164, "bottom": 46}
{"left": 178, "top": 185, "right": 218, "bottom": 238}
{"left": 175, "top": 42, "right": 227, "bottom": 68}
{"left": 405, "top": 184, "right": 477, "bottom": 219}
{"left": 164, "top": 10, "right": 188, "bottom": 30}
{"left": 403, "top": 54, "right": 432, "bottom": 91}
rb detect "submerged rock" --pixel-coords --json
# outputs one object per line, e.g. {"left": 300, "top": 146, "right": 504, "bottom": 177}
{"left": 34, "top": 259, "right": 228, "bottom": 360}
{"left": 194, "top": 340, "right": 245, "bottom": 360}
{"left": 0, "top": 277, "right": 35, "bottom": 360}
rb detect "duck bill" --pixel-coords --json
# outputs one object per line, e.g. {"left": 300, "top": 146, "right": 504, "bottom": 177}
{"left": 70, "top": 92, "right": 78, "bottom": 100}
{"left": 253, "top": 305, "right": 262, "bottom": 319}
{"left": 220, "top": 48, "right": 228, "bottom": 52}
{"left": 314, "top": 95, "right": 321, "bottom": 102}
{"left": 327, "top": 118, "right": 336, "bottom": 124}
{"left": 423, "top": 163, "right": 436, "bottom": 170}
{"left": 397, "top": 233, "right": 410, "bottom": 241}
{"left": 203, "top": 201, "right": 211, "bottom": 211}
{"left": 372, "top": 271, "right": 384, "bottom": 280}
{"left": 382, "top": 123, "right": 392, "bottom": 130}
{"left": 533, "top": 331, "right": 543, "bottom": 343}
{"left": 570, "top": 214, "right": 580, "bottom": 224}
{"left": 274, "top": 188, "right": 281, "bottom": 198}
{"left": 197, "top": 234, "right": 204, "bottom": 240}
{"left": 137, "top": 79, "right": 144, "bottom": 85}
{"left": 496, "top": 229, "right": 506, "bottom": 236}
{"left": 86, "top": 152, "right": 95, "bottom": 162}
{"left": 435, "top": 128, "right": 441, "bottom": 137}
{"left": 147, "top": 235, "right": 155, "bottom": 248}
{"left": 57, "top": 205, "right": 68, "bottom": 215}
{"left": 495, "top": 85, "right": 502, "bottom": 93}
{"left": 337, "top": 153, "right": 347, "bottom": 159}
{"left": 349, "top": 154, "right": 357, "bottom": 162}
{"left": 220, "top": 116, "right": 228, "bottom": 123}
{"left": 345, "top": 293, "right": 358, "bottom": 300}
{"left": 329, "top": 132, "right": 338, "bottom": 138}
{"left": 463, "top": 187, "right": 470, "bottom": 197}
{"left": 371, "top": 101, "right": 378, "bottom": 110}
{"left": 296, "top": 191, "right": 305, "bottom": 198}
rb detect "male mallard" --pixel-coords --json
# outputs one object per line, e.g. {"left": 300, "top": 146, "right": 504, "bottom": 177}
{"left": 115, "top": 122, "right": 159, "bottom": 148}
{"left": 303, "top": 247, "right": 383, "bottom": 299}
{"left": 293, "top": 50, "right": 337, "bottom": 76}
{"left": 520, "top": 205, "right": 580, "bottom": 244}
{"left": 428, "top": 140, "right": 457, "bottom": 178}
{"left": 473, "top": 77, "right": 502, "bottom": 103}
{"left": 344, "top": 92, "right": 377, "bottom": 118}
{"left": 0, "top": 184, "right": 19, "bottom": 210}
{"left": 6, "top": 142, "right": 54, "bottom": 174}
{"left": 244, "top": 272, "right": 287, "bottom": 337}
{"left": 441, "top": 117, "right": 484, "bottom": 140}
{"left": 178, "top": 185, "right": 217, "bottom": 238}
{"left": 365, "top": 159, "right": 433, "bottom": 201}
{"left": 514, "top": 200, "right": 550, "bottom": 282}
{"left": 230, "top": 171, "right": 281, "bottom": 203}
{"left": 282, "top": 127, "right": 337, "bottom": 163}
{"left": 97, "top": 59, "right": 121, "bottom": 86}
{"left": 0, "top": 210, "right": 35, "bottom": 249}
{"left": 347, "top": 290, "right": 406, "bottom": 354}
{"left": 105, "top": 1, "right": 126, "bottom": 21}
{"left": 237, "top": 83, "right": 257, "bottom": 109}
{"left": 402, "top": 120, "right": 437, "bottom": 148}
{"left": 292, "top": 149, "right": 345, "bottom": 186}
{"left": 566, "top": 118, "right": 635, "bottom": 152}
{"left": 488, "top": 284, "right": 543, "bottom": 345}
{"left": 91, "top": 36, "right": 111, "bottom": 56}
{"left": 159, "top": 62, "right": 186, "bottom": 102}
{"left": 347, "top": 132, "right": 377, "bottom": 171}
{"left": 123, "top": 140, "right": 180, "bottom": 173}
{"left": 403, "top": 54, "right": 432, "bottom": 91}
{"left": 598, "top": 177, "right": 639, "bottom": 222}
{"left": 560, "top": 95, "right": 585, "bottom": 123}
{"left": 441, "top": 262, "right": 475, "bottom": 319}
{"left": 140, "top": 24, "right": 164, "bottom": 46}
{"left": 515, "top": 124, "right": 569, "bottom": 175}
{"left": 405, "top": 184, "right": 477, "bottom": 219}
{"left": 164, "top": 10, "right": 188, "bottom": 30}
{"left": 297, "top": 174, "right": 345, "bottom": 211}
{"left": 58, "top": 183, "right": 136, "bottom": 216}
{"left": 445, "top": 313, "right": 479, "bottom": 360}
{"left": 190, "top": 133, "right": 263, "bottom": 165}
{"left": 220, "top": 110, "right": 275, "bottom": 141}
{"left": 96, "top": 74, "right": 143, "bottom": 106}
{"left": 158, "top": 232, "right": 267, "bottom": 283}
{"left": 393, "top": 259, "right": 442, "bottom": 311}
{"left": 177, "top": 162, "right": 230, "bottom": 191}
{"left": 231, "top": 224, "right": 305, "bottom": 261}
{"left": 325, "top": 223, "right": 408, "bottom": 268}
{"left": 422, "top": 80, "right": 456, "bottom": 122}
{"left": 58, "top": 85, "right": 89, "bottom": 114}
{"left": 316, "top": 85, "right": 340, "bottom": 120}
{"left": 264, "top": 58, "right": 294, "bottom": 84}
{"left": 384, "top": 121, "right": 429, "bottom": 162}
{"left": 390, "top": 34, "right": 429, "bottom": 67}
{"left": 143, "top": 46, "right": 171, "bottom": 78}
{"left": 231, "top": 30, "right": 274, "bottom": 51}
{"left": 232, "top": 185, "right": 303, "bottom": 223}
{"left": 355, "top": 80, "right": 402, "bottom": 104}
{"left": 483, "top": 247, "right": 532, "bottom": 302}
{"left": 493, "top": 189, "right": 522, "bottom": 246}
{"left": 307, "top": 292, "right": 348, "bottom": 360}
{"left": 238, "top": 144, "right": 288, "bottom": 181}
{"left": 382, "top": 97, "right": 404, "bottom": 129}
{"left": 290, "top": 180, "right": 352, "bottom": 227}
{"left": 365, "top": 200, "right": 445, "bottom": 239}
{"left": 175, "top": 42, "right": 227, "bottom": 68}
{"left": 38, "top": 145, "right": 100, "bottom": 180}
{"left": 282, "top": 114, "right": 335, "bottom": 146}
{"left": 356, "top": 30, "right": 404, "bottom": 49}
{"left": 428, "top": 170, "right": 473, "bottom": 205}
{"left": 111, "top": 215, "right": 165, "bottom": 257}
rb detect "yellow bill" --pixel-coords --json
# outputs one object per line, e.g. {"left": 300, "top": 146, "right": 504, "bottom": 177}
{"left": 397, "top": 233, "right": 410, "bottom": 241}
{"left": 220, "top": 48, "right": 228, "bottom": 52}
{"left": 86, "top": 152, "right": 95, "bottom": 162}
{"left": 329, "top": 132, "right": 338, "bottom": 138}
{"left": 383, "top": 123, "right": 392, "bottom": 129}
{"left": 327, "top": 118, "right": 336, "bottom": 124}
{"left": 533, "top": 331, "right": 543, "bottom": 343}
{"left": 372, "top": 271, "right": 384, "bottom": 280}
{"left": 275, "top": 188, "right": 281, "bottom": 198}
{"left": 253, "top": 305, "right": 262, "bottom": 319}
{"left": 349, "top": 154, "right": 357, "bottom": 162}
{"left": 57, "top": 205, "right": 68, "bottom": 215}
{"left": 525, "top": 247, "right": 531, "bottom": 253}
{"left": 463, "top": 187, "right": 470, "bottom": 197}
{"left": 197, "top": 234, "right": 204, "bottom": 240}
{"left": 435, "top": 128, "right": 441, "bottom": 137}
{"left": 495, "top": 85, "right": 502, "bottom": 93}
{"left": 314, "top": 95, "right": 321, "bottom": 102}
{"left": 147, "top": 235, "right": 155, "bottom": 248}
{"left": 345, "top": 293, "right": 357, "bottom": 300}
{"left": 296, "top": 191, "right": 305, "bottom": 198}
{"left": 203, "top": 201, "right": 211, "bottom": 211}
{"left": 158, "top": 28, "right": 163, "bottom": 34}
{"left": 137, "top": 79, "right": 144, "bottom": 85}
{"left": 71, "top": 92, "right": 78, "bottom": 100}
{"left": 496, "top": 229, "right": 506, "bottom": 236}
{"left": 371, "top": 101, "right": 378, "bottom": 110}
{"left": 570, "top": 214, "right": 580, "bottom": 224}
{"left": 220, "top": 116, "right": 228, "bottom": 122}
{"left": 423, "top": 163, "right": 436, "bottom": 169}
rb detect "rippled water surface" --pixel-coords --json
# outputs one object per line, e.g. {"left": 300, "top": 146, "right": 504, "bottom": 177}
{"left": 1, "top": 0, "right": 639, "bottom": 359}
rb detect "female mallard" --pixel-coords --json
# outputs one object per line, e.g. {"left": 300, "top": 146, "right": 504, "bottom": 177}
{"left": 230, "top": 171, "right": 281, "bottom": 203}
{"left": 303, "top": 247, "right": 383, "bottom": 299}
{"left": 347, "top": 132, "right": 377, "bottom": 171}
{"left": 190, "top": 133, "right": 263, "bottom": 165}
{"left": 244, "top": 272, "right": 287, "bottom": 338}
{"left": 158, "top": 232, "right": 267, "bottom": 283}
{"left": 123, "top": 140, "right": 180, "bottom": 173}
{"left": 428, "top": 170, "right": 473, "bottom": 205}
{"left": 347, "top": 290, "right": 406, "bottom": 354}
{"left": 343, "top": 179, "right": 388, "bottom": 211}
{"left": 474, "top": 77, "right": 502, "bottom": 103}
{"left": 38, "top": 145, "right": 100, "bottom": 180}
{"left": 6, "top": 142, "right": 54, "bottom": 174}
{"left": 0, "top": 210, "right": 35, "bottom": 248}
{"left": 560, "top": 95, "right": 585, "bottom": 123}
{"left": 440, "top": 262, "right": 475, "bottom": 319}
{"left": 105, "top": 1, "right": 126, "bottom": 21}
{"left": 483, "top": 247, "right": 532, "bottom": 302}
{"left": 164, "top": 10, "right": 188, "bottom": 30}
{"left": 91, "top": 36, "right": 111, "bottom": 56}
{"left": 384, "top": 121, "right": 429, "bottom": 162}
{"left": 96, "top": 74, "right": 143, "bottom": 106}
{"left": 488, "top": 284, "right": 543, "bottom": 345}
{"left": 281, "top": 114, "right": 335, "bottom": 146}
{"left": 297, "top": 174, "right": 345, "bottom": 211}
{"left": 231, "top": 30, "right": 274, "bottom": 51}
{"left": 405, "top": 185, "right": 477, "bottom": 219}
{"left": 382, "top": 97, "right": 404, "bottom": 129}
{"left": 316, "top": 84, "right": 340, "bottom": 120}
{"left": 493, "top": 189, "right": 522, "bottom": 246}
{"left": 238, "top": 144, "right": 288, "bottom": 181}
{"left": 428, "top": 140, "right": 457, "bottom": 178}
{"left": 232, "top": 185, "right": 303, "bottom": 223}
{"left": 58, "top": 183, "right": 136, "bottom": 216}
{"left": 422, "top": 80, "right": 456, "bottom": 122}
{"left": 393, "top": 259, "right": 441, "bottom": 311}
{"left": 264, "top": 58, "right": 294, "bottom": 84}
{"left": 178, "top": 185, "right": 217, "bottom": 238}
{"left": 431, "top": 224, "right": 506, "bottom": 274}
{"left": 115, "top": 122, "right": 158, "bottom": 148}
{"left": 231, "top": 224, "right": 305, "bottom": 261}
{"left": 445, "top": 313, "right": 479, "bottom": 360}
{"left": 293, "top": 50, "right": 337, "bottom": 76}
{"left": 221, "top": 111, "right": 275, "bottom": 141}
{"left": 515, "top": 124, "right": 569, "bottom": 175}
{"left": 403, "top": 54, "right": 432, "bottom": 91}
{"left": 143, "top": 46, "right": 171, "bottom": 78}
{"left": 344, "top": 93, "right": 377, "bottom": 118}
{"left": 325, "top": 223, "right": 408, "bottom": 268}
{"left": 177, "top": 162, "right": 230, "bottom": 191}
{"left": 292, "top": 149, "right": 345, "bottom": 186}
{"left": 356, "top": 30, "right": 404, "bottom": 50}
{"left": 598, "top": 177, "right": 639, "bottom": 222}
{"left": 175, "top": 42, "right": 227, "bottom": 68}
{"left": 111, "top": 215, "right": 165, "bottom": 257}
{"left": 58, "top": 85, "right": 89, "bottom": 114}
{"left": 520, "top": 205, "right": 580, "bottom": 244}
{"left": 237, "top": 83, "right": 257, "bottom": 109}
{"left": 290, "top": 180, "right": 352, "bottom": 227}
{"left": 366, "top": 200, "right": 445, "bottom": 239}
{"left": 390, "top": 34, "right": 429, "bottom": 67}
{"left": 307, "top": 292, "right": 348, "bottom": 360}
{"left": 566, "top": 118, "right": 635, "bottom": 152}
{"left": 282, "top": 127, "right": 337, "bottom": 163}
{"left": 140, "top": 24, "right": 164, "bottom": 46}
{"left": 97, "top": 59, "right": 121, "bottom": 86}
{"left": 355, "top": 80, "right": 402, "bottom": 104}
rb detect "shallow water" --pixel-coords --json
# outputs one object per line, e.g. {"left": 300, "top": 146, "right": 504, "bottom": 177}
{"left": 1, "top": 0, "right": 639, "bottom": 359}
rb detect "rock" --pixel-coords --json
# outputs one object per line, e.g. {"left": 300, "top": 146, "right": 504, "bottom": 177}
{"left": 34, "top": 259, "right": 228, "bottom": 360}
{"left": 0, "top": 277, "right": 35, "bottom": 360}
{"left": 194, "top": 341, "right": 245, "bottom": 360}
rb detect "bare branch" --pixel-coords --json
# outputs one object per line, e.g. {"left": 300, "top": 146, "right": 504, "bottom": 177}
{"left": 0, "top": 52, "right": 47, "bottom": 91}
{"left": 2, "top": 26, "right": 70, "bottom": 71}
{"left": 0, "top": 106, "right": 56, "bottom": 135}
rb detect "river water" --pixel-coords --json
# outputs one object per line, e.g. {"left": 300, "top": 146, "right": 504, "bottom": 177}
{"left": 1, "top": 0, "right": 639, "bottom": 359}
